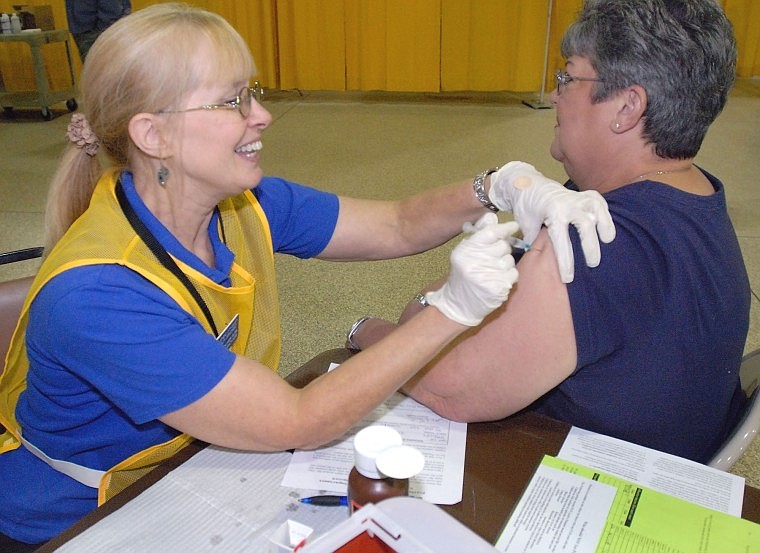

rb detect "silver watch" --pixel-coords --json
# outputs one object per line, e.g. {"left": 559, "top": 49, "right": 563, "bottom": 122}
{"left": 414, "top": 293, "right": 429, "bottom": 307}
{"left": 473, "top": 166, "right": 500, "bottom": 213}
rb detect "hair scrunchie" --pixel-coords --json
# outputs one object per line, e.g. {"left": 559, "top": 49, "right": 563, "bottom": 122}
{"left": 66, "top": 113, "right": 100, "bottom": 156}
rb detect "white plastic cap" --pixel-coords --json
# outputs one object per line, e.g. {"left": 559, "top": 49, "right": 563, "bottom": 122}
{"left": 353, "top": 425, "right": 403, "bottom": 479}
{"left": 376, "top": 445, "right": 426, "bottom": 479}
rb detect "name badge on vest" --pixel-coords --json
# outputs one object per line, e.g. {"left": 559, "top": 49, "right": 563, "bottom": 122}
{"left": 216, "top": 314, "right": 239, "bottom": 349}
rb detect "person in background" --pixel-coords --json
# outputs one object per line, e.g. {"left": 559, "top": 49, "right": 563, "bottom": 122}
{"left": 0, "top": 3, "right": 614, "bottom": 548}
{"left": 351, "top": 0, "right": 750, "bottom": 465}
{"left": 65, "top": 0, "right": 131, "bottom": 61}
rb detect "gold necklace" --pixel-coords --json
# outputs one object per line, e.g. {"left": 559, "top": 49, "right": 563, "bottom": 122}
{"left": 634, "top": 164, "right": 693, "bottom": 182}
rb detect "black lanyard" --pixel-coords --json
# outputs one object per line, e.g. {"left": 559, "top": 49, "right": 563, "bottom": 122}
{"left": 115, "top": 180, "right": 219, "bottom": 336}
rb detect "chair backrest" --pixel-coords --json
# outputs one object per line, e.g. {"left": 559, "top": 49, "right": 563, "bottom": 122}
{"left": 0, "top": 276, "right": 33, "bottom": 369}
{"left": 0, "top": 247, "right": 43, "bottom": 266}
{"left": 708, "top": 349, "right": 760, "bottom": 471}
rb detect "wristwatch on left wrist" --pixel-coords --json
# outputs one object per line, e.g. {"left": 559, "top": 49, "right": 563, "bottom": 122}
{"left": 473, "top": 166, "right": 500, "bottom": 213}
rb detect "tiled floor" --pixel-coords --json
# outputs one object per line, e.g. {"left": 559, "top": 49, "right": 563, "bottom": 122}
{"left": 1, "top": 79, "right": 759, "bottom": 485}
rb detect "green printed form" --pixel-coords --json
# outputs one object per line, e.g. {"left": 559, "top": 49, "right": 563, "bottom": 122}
{"left": 496, "top": 455, "right": 759, "bottom": 553}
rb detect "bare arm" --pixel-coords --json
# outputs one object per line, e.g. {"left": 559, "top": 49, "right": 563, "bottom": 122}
{"left": 160, "top": 305, "right": 469, "bottom": 451}
{"left": 159, "top": 216, "right": 519, "bottom": 451}
{"left": 160, "top": 217, "right": 520, "bottom": 451}
{"left": 317, "top": 179, "right": 490, "bottom": 261}
{"left": 351, "top": 228, "right": 578, "bottom": 422}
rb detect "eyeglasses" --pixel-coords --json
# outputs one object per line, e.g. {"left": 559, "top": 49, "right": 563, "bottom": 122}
{"left": 555, "top": 70, "right": 603, "bottom": 94}
{"left": 161, "top": 81, "right": 263, "bottom": 118}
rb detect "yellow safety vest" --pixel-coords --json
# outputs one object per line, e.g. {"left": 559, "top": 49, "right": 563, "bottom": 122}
{"left": 0, "top": 170, "right": 281, "bottom": 504}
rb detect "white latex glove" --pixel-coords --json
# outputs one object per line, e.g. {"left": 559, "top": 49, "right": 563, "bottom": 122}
{"left": 488, "top": 161, "right": 616, "bottom": 283}
{"left": 426, "top": 213, "right": 519, "bottom": 326}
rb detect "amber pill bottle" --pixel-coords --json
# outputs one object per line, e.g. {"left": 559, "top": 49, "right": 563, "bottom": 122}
{"left": 347, "top": 426, "right": 425, "bottom": 514}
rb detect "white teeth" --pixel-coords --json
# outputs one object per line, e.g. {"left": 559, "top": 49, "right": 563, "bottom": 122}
{"left": 236, "top": 140, "right": 262, "bottom": 154}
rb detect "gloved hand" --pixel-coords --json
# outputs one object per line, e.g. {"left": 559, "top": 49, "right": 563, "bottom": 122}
{"left": 426, "top": 213, "right": 519, "bottom": 326}
{"left": 488, "top": 161, "right": 616, "bottom": 283}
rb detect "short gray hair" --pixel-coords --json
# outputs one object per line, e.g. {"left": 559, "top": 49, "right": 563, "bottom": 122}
{"left": 561, "top": 0, "right": 736, "bottom": 159}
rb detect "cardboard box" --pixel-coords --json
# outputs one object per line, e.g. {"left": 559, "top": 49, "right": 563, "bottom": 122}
{"left": 12, "top": 5, "right": 54, "bottom": 31}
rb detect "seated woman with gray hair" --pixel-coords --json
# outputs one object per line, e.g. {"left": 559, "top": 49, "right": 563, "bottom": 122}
{"left": 352, "top": 0, "right": 750, "bottom": 464}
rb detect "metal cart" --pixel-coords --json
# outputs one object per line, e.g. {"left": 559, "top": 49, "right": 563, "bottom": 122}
{"left": 0, "top": 29, "right": 77, "bottom": 120}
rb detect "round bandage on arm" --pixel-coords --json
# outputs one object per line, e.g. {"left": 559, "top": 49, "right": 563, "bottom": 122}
{"left": 487, "top": 161, "right": 615, "bottom": 283}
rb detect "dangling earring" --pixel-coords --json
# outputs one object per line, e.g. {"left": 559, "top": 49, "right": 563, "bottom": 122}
{"left": 157, "top": 163, "right": 169, "bottom": 187}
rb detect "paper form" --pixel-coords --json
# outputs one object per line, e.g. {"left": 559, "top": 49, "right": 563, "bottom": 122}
{"left": 497, "top": 456, "right": 760, "bottom": 553}
{"left": 494, "top": 463, "right": 615, "bottom": 552}
{"left": 281, "top": 371, "right": 467, "bottom": 505}
{"left": 55, "top": 448, "right": 349, "bottom": 552}
{"left": 558, "top": 426, "right": 745, "bottom": 516}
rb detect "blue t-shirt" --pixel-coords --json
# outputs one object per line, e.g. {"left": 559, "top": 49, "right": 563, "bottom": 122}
{"left": 0, "top": 173, "right": 339, "bottom": 543}
{"left": 531, "top": 169, "right": 750, "bottom": 463}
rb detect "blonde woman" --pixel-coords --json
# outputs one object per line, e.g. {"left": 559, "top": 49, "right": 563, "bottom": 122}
{"left": 0, "top": 3, "right": 613, "bottom": 547}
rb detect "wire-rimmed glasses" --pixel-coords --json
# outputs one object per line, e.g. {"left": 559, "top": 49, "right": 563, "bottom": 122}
{"left": 161, "top": 81, "right": 263, "bottom": 118}
{"left": 554, "top": 70, "right": 603, "bottom": 95}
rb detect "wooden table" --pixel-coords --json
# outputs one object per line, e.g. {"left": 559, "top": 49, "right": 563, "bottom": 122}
{"left": 38, "top": 348, "right": 760, "bottom": 550}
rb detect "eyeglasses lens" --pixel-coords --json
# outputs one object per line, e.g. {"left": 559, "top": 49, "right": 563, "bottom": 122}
{"left": 555, "top": 71, "right": 566, "bottom": 94}
{"left": 238, "top": 87, "right": 251, "bottom": 118}
{"left": 238, "top": 82, "right": 263, "bottom": 118}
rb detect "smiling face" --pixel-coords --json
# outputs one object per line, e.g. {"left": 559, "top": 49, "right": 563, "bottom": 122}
{"left": 163, "top": 38, "right": 272, "bottom": 202}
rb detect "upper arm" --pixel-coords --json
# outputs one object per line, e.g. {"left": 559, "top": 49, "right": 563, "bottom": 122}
{"left": 318, "top": 196, "right": 410, "bottom": 260}
{"left": 256, "top": 177, "right": 339, "bottom": 258}
{"left": 403, "top": 228, "right": 578, "bottom": 421}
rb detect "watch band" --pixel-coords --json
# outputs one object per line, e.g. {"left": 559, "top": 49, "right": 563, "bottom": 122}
{"left": 473, "top": 166, "right": 500, "bottom": 213}
{"left": 413, "top": 293, "right": 429, "bottom": 308}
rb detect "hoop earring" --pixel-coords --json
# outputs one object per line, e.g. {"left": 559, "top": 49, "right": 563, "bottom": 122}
{"left": 157, "top": 164, "right": 169, "bottom": 187}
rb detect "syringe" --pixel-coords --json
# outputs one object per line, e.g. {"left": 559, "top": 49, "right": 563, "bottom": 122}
{"left": 506, "top": 236, "right": 531, "bottom": 251}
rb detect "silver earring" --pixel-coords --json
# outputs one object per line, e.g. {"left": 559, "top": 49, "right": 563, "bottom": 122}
{"left": 615, "top": 122, "right": 621, "bottom": 129}
{"left": 157, "top": 164, "right": 169, "bottom": 187}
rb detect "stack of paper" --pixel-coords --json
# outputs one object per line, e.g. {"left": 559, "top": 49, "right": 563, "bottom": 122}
{"left": 495, "top": 428, "right": 758, "bottom": 552}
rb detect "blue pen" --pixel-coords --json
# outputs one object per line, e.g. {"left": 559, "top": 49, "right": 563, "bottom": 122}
{"left": 299, "top": 495, "right": 348, "bottom": 507}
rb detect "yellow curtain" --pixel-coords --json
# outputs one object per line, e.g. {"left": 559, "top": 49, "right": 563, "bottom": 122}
{"left": 345, "top": 0, "right": 440, "bottom": 92}
{"left": 0, "top": 1, "right": 277, "bottom": 99}
{"left": 723, "top": 0, "right": 760, "bottom": 77}
{"left": 276, "top": 0, "right": 345, "bottom": 90}
{"left": 1, "top": 1, "right": 758, "bottom": 98}
{"left": 441, "top": 0, "right": 552, "bottom": 92}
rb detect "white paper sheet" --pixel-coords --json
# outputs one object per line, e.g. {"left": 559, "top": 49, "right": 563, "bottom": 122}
{"left": 558, "top": 426, "right": 745, "bottom": 516}
{"left": 495, "top": 464, "right": 615, "bottom": 553}
{"left": 282, "top": 389, "right": 467, "bottom": 505}
{"left": 55, "top": 448, "right": 349, "bottom": 552}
